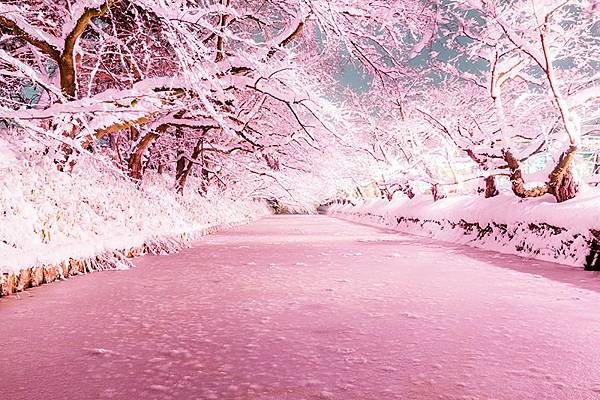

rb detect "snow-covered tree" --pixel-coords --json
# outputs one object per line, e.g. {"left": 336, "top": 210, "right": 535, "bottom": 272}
{"left": 429, "top": 0, "right": 600, "bottom": 202}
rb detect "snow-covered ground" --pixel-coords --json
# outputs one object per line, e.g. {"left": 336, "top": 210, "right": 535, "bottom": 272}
{"left": 0, "top": 137, "right": 270, "bottom": 276}
{"left": 328, "top": 190, "right": 600, "bottom": 268}
{"left": 2, "top": 215, "right": 600, "bottom": 400}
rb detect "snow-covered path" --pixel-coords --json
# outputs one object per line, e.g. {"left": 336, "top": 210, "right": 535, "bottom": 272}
{"left": 2, "top": 215, "right": 600, "bottom": 400}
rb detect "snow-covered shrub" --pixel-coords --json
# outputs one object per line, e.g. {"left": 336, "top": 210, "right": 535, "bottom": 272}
{"left": 0, "top": 137, "right": 270, "bottom": 274}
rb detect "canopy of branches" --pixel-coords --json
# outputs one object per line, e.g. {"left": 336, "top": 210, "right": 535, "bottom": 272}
{"left": 0, "top": 0, "right": 598, "bottom": 206}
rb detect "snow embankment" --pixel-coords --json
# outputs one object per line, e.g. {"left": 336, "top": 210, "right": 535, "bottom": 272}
{"left": 327, "top": 191, "right": 600, "bottom": 268}
{"left": 0, "top": 138, "right": 270, "bottom": 296}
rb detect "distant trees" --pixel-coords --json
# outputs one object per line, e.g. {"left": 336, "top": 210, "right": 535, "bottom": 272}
{"left": 343, "top": 0, "right": 599, "bottom": 203}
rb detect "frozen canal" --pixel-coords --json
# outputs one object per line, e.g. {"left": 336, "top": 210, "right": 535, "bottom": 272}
{"left": 2, "top": 215, "right": 600, "bottom": 400}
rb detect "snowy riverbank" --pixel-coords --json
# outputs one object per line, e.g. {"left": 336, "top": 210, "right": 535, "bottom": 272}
{"left": 0, "top": 138, "right": 270, "bottom": 296}
{"left": 327, "top": 191, "right": 600, "bottom": 269}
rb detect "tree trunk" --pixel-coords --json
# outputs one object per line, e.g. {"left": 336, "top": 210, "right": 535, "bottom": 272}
{"left": 128, "top": 132, "right": 158, "bottom": 181}
{"left": 130, "top": 126, "right": 140, "bottom": 142}
{"left": 143, "top": 143, "right": 156, "bottom": 176}
{"left": 547, "top": 146, "right": 579, "bottom": 203}
{"left": 175, "top": 138, "right": 205, "bottom": 195}
{"left": 484, "top": 175, "right": 499, "bottom": 198}
{"left": 109, "top": 133, "right": 124, "bottom": 166}
{"left": 551, "top": 166, "right": 578, "bottom": 202}
{"left": 504, "top": 146, "right": 579, "bottom": 202}
{"left": 355, "top": 186, "right": 364, "bottom": 199}
{"left": 504, "top": 150, "right": 548, "bottom": 198}
{"left": 400, "top": 184, "right": 415, "bottom": 199}
{"left": 199, "top": 160, "right": 210, "bottom": 196}
{"left": 59, "top": 53, "right": 77, "bottom": 99}
{"left": 175, "top": 151, "right": 187, "bottom": 195}
{"left": 379, "top": 185, "right": 392, "bottom": 200}
{"left": 432, "top": 184, "right": 445, "bottom": 202}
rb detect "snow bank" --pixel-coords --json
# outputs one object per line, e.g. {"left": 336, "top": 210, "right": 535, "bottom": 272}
{"left": 0, "top": 137, "right": 270, "bottom": 295}
{"left": 327, "top": 191, "right": 600, "bottom": 268}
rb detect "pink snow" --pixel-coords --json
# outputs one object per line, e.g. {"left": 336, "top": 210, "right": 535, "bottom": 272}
{"left": 2, "top": 215, "right": 600, "bottom": 400}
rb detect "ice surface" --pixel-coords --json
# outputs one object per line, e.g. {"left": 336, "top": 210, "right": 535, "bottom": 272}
{"left": 1, "top": 216, "right": 600, "bottom": 399}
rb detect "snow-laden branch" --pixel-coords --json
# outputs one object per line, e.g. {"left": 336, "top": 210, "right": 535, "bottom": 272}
{"left": 0, "top": 6, "right": 61, "bottom": 60}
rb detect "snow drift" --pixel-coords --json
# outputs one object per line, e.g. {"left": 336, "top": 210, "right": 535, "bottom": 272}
{"left": 327, "top": 192, "right": 600, "bottom": 269}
